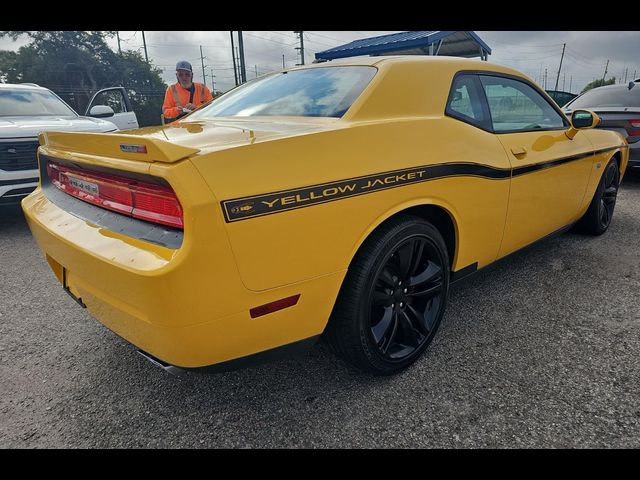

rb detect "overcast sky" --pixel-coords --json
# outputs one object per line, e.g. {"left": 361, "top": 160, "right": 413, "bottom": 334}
{"left": 1, "top": 31, "right": 639, "bottom": 94}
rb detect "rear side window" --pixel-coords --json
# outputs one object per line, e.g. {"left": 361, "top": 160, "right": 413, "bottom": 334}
{"left": 446, "top": 74, "right": 488, "bottom": 129}
{"left": 479, "top": 75, "right": 567, "bottom": 132}
{"left": 567, "top": 86, "right": 640, "bottom": 108}
{"left": 189, "top": 66, "right": 377, "bottom": 119}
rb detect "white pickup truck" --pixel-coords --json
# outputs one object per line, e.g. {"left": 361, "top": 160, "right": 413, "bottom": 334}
{"left": 0, "top": 84, "right": 139, "bottom": 205}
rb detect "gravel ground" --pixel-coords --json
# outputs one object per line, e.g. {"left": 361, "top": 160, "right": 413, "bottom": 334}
{"left": 1, "top": 169, "right": 639, "bottom": 448}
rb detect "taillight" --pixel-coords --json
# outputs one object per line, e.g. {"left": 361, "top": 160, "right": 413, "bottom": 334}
{"left": 46, "top": 161, "right": 183, "bottom": 229}
{"left": 628, "top": 120, "right": 640, "bottom": 137}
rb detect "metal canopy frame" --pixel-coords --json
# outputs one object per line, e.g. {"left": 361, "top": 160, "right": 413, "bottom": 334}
{"left": 315, "top": 31, "right": 491, "bottom": 62}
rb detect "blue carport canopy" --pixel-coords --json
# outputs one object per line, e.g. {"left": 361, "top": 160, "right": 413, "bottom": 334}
{"left": 315, "top": 31, "right": 491, "bottom": 62}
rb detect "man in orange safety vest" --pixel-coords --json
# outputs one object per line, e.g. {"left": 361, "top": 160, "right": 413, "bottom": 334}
{"left": 162, "top": 60, "right": 213, "bottom": 123}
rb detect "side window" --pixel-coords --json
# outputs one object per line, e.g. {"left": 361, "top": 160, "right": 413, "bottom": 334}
{"left": 446, "top": 74, "right": 487, "bottom": 129}
{"left": 91, "top": 90, "right": 127, "bottom": 114}
{"left": 479, "top": 75, "right": 567, "bottom": 132}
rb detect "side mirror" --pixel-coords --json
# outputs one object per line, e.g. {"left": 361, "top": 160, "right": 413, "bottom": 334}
{"left": 88, "top": 105, "right": 115, "bottom": 118}
{"left": 566, "top": 109, "right": 600, "bottom": 140}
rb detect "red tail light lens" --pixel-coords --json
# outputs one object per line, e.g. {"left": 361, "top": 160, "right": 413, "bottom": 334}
{"left": 46, "top": 161, "right": 183, "bottom": 229}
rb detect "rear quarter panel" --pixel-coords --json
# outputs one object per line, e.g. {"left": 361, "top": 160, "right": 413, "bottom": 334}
{"left": 190, "top": 117, "right": 512, "bottom": 291}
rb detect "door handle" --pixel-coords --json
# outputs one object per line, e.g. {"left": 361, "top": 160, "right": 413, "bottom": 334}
{"left": 511, "top": 146, "right": 527, "bottom": 156}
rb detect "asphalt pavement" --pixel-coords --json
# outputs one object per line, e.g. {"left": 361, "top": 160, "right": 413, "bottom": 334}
{"left": 1, "top": 170, "right": 639, "bottom": 448}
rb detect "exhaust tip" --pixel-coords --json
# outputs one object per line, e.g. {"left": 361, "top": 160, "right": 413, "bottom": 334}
{"left": 136, "top": 350, "right": 186, "bottom": 377}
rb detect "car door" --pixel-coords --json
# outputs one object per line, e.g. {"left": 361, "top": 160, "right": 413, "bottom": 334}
{"left": 478, "top": 74, "right": 594, "bottom": 258}
{"left": 86, "top": 87, "right": 139, "bottom": 130}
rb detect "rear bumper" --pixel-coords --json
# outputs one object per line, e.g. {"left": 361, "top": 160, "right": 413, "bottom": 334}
{"left": 22, "top": 188, "right": 344, "bottom": 368}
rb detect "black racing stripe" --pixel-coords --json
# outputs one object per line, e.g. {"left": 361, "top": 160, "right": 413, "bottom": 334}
{"left": 219, "top": 146, "right": 626, "bottom": 223}
{"left": 594, "top": 145, "right": 627, "bottom": 155}
{"left": 512, "top": 152, "right": 591, "bottom": 177}
{"left": 222, "top": 162, "right": 510, "bottom": 222}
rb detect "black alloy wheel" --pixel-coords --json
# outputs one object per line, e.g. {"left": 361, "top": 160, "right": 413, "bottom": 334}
{"left": 578, "top": 158, "right": 620, "bottom": 235}
{"left": 369, "top": 236, "right": 445, "bottom": 361}
{"left": 598, "top": 160, "right": 620, "bottom": 231}
{"left": 325, "top": 216, "right": 450, "bottom": 375}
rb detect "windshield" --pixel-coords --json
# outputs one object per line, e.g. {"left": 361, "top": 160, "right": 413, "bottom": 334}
{"left": 0, "top": 89, "right": 78, "bottom": 117}
{"left": 189, "top": 66, "right": 377, "bottom": 119}
{"left": 567, "top": 86, "right": 640, "bottom": 109}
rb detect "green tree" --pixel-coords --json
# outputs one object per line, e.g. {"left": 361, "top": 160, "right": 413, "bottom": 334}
{"left": 581, "top": 77, "right": 617, "bottom": 94}
{"left": 0, "top": 31, "right": 167, "bottom": 127}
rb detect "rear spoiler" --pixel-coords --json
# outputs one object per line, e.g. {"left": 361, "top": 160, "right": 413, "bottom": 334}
{"left": 38, "top": 131, "right": 200, "bottom": 164}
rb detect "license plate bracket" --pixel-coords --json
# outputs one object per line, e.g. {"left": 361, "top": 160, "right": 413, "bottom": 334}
{"left": 62, "top": 267, "right": 87, "bottom": 308}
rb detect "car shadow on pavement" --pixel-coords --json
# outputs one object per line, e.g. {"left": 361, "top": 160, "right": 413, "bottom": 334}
{"left": 0, "top": 203, "right": 28, "bottom": 234}
{"left": 622, "top": 166, "right": 640, "bottom": 187}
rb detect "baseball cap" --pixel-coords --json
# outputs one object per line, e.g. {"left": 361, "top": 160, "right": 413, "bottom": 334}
{"left": 176, "top": 60, "right": 193, "bottom": 72}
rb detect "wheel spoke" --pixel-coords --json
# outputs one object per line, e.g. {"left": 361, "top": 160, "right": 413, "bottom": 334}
{"left": 372, "top": 289, "right": 391, "bottom": 306}
{"left": 408, "top": 283, "right": 442, "bottom": 301}
{"left": 381, "top": 312, "right": 400, "bottom": 354}
{"left": 604, "top": 168, "right": 613, "bottom": 187}
{"left": 405, "top": 304, "right": 431, "bottom": 336}
{"left": 398, "top": 312, "right": 422, "bottom": 347}
{"left": 600, "top": 200, "right": 610, "bottom": 225}
{"left": 378, "top": 268, "right": 396, "bottom": 289}
{"left": 371, "top": 306, "right": 394, "bottom": 345}
{"left": 409, "top": 261, "right": 441, "bottom": 288}
{"left": 409, "top": 240, "right": 426, "bottom": 277}
{"left": 603, "top": 186, "right": 618, "bottom": 205}
{"left": 395, "top": 241, "right": 415, "bottom": 280}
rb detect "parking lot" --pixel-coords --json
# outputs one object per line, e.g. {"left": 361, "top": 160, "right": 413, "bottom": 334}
{"left": 1, "top": 170, "right": 639, "bottom": 448}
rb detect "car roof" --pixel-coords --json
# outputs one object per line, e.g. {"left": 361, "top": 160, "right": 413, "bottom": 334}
{"left": 293, "top": 55, "right": 524, "bottom": 76}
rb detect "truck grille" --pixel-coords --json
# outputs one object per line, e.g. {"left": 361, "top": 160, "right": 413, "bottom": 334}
{"left": 0, "top": 140, "right": 40, "bottom": 171}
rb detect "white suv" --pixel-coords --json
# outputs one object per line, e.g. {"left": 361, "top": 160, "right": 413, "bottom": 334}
{"left": 0, "top": 84, "right": 138, "bottom": 205}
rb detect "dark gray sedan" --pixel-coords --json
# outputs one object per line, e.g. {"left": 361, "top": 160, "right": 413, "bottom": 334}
{"left": 564, "top": 81, "right": 640, "bottom": 168}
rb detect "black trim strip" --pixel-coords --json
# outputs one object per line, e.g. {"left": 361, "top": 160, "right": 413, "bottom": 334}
{"left": 0, "top": 177, "right": 38, "bottom": 186}
{"left": 136, "top": 335, "right": 320, "bottom": 375}
{"left": 451, "top": 262, "right": 478, "bottom": 284}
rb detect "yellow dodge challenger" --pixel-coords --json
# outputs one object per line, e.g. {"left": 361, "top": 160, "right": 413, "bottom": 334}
{"left": 22, "top": 57, "right": 629, "bottom": 375}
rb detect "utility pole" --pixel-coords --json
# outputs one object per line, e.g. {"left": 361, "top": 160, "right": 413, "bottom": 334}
{"left": 544, "top": 68, "right": 548, "bottom": 90}
{"left": 554, "top": 43, "right": 566, "bottom": 92}
{"left": 563, "top": 73, "right": 566, "bottom": 91}
{"left": 294, "top": 31, "right": 305, "bottom": 65}
{"left": 282, "top": 54, "right": 285, "bottom": 69}
{"left": 235, "top": 47, "right": 241, "bottom": 84}
{"left": 255, "top": 65, "right": 258, "bottom": 78}
{"left": 569, "top": 75, "right": 573, "bottom": 93}
{"left": 116, "top": 32, "right": 122, "bottom": 55}
{"left": 141, "top": 31, "right": 149, "bottom": 63}
{"left": 210, "top": 68, "right": 215, "bottom": 94}
{"left": 602, "top": 59, "right": 609, "bottom": 84}
{"left": 230, "top": 31, "right": 238, "bottom": 87}
{"left": 200, "top": 46, "right": 207, "bottom": 87}
{"left": 624, "top": 67, "right": 628, "bottom": 83}
{"left": 539, "top": 63, "right": 543, "bottom": 86}
{"left": 238, "top": 31, "right": 247, "bottom": 84}
{"left": 634, "top": 70, "right": 637, "bottom": 81}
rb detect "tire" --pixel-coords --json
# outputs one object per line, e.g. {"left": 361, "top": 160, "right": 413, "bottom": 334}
{"left": 324, "top": 215, "right": 450, "bottom": 375}
{"left": 577, "top": 158, "right": 620, "bottom": 235}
